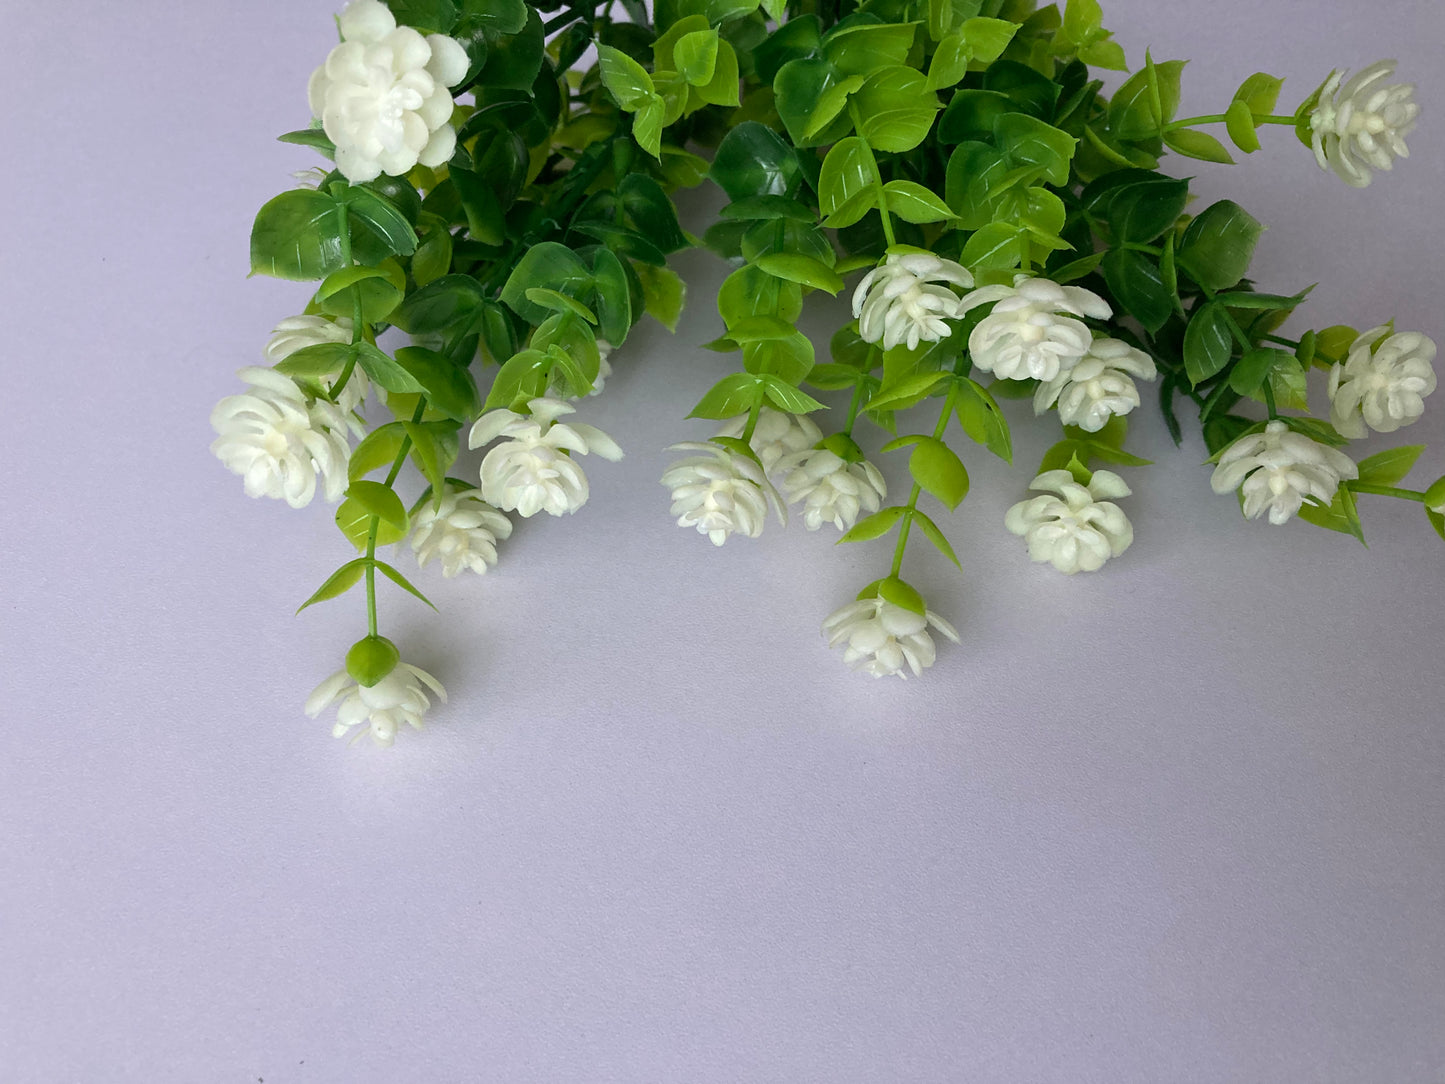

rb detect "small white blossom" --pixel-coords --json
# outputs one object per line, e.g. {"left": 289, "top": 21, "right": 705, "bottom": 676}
{"left": 1210, "top": 419, "right": 1358, "bottom": 525}
{"left": 852, "top": 252, "right": 975, "bottom": 351}
{"left": 661, "top": 441, "right": 784, "bottom": 545}
{"left": 958, "top": 275, "right": 1112, "bottom": 382}
{"left": 409, "top": 488, "right": 513, "bottom": 577}
{"left": 211, "top": 367, "right": 353, "bottom": 508}
{"left": 822, "top": 596, "right": 960, "bottom": 679}
{"left": 775, "top": 448, "right": 887, "bottom": 532}
{"left": 468, "top": 397, "right": 623, "bottom": 518}
{"left": 1005, "top": 469, "right": 1134, "bottom": 574}
{"left": 1308, "top": 60, "right": 1419, "bottom": 188}
{"left": 307, "top": 0, "right": 471, "bottom": 183}
{"left": 1034, "top": 337, "right": 1157, "bottom": 432}
{"left": 305, "top": 661, "right": 446, "bottom": 747}
{"left": 263, "top": 314, "right": 369, "bottom": 415}
{"left": 1328, "top": 325, "right": 1437, "bottom": 438}
{"left": 714, "top": 408, "right": 821, "bottom": 473}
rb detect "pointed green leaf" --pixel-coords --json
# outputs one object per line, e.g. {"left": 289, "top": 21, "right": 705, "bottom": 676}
{"left": 838, "top": 505, "right": 907, "bottom": 543}
{"left": 913, "top": 510, "right": 961, "bottom": 569}
{"left": 296, "top": 559, "right": 368, "bottom": 613}
{"left": 1356, "top": 445, "right": 1426, "bottom": 487}
{"left": 374, "top": 559, "right": 438, "bottom": 611}
{"left": 909, "top": 437, "right": 970, "bottom": 510}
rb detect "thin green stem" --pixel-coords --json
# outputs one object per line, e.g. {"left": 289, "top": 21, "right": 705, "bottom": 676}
{"left": 842, "top": 377, "right": 869, "bottom": 436}
{"left": 1263, "top": 333, "right": 1300, "bottom": 348}
{"left": 1262, "top": 380, "right": 1279, "bottom": 420}
{"left": 1166, "top": 112, "right": 1297, "bottom": 131}
{"left": 850, "top": 104, "right": 896, "bottom": 248}
{"left": 1348, "top": 482, "right": 1426, "bottom": 502}
{"left": 739, "top": 394, "right": 764, "bottom": 447}
{"left": 888, "top": 388, "right": 956, "bottom": 578}
{"left": 364, "top": 401, "right": 428, "bottom": 642}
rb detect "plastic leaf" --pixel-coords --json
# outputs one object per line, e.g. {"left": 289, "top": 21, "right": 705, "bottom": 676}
{"left": 296, "top": 559, "right": 368, "bottom": 613}
{"left": 838, "top": 506, "right": 907, "bottom": 543}
{"left": 1356, "top": 446, "right": 1426, "bottom": 487}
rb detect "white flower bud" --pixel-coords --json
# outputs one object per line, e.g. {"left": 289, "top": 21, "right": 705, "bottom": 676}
{"left": 1328, "top": 325, "right": 1437, "bottom": 438}
{"left": 1308, "top": 60, "right": 1419, "bottom": 188}
{"left": 409, "top": 488, "right": 513, "bottom": 577}
{"left": 1210, "top": 420, "right": 1358, "bottom": 525}
{"left": 1005, "top": 469, "right": 1134, "bottom": 574}
{"left": 821, "top": 596, "right": 959, "bottom": 679}
{"left": 263, "top": 314, "right": 368, "bottom": 415}
{"left": 851, "top": 252, "right": 975, "bottom": 352}
{"left": 958, "top": 275, "right": 1112, "bottom": 382}
{"left": 305, "top": 659, "right": 446, "bottom": 747}
{"left": 660, "top": 441, "right": 784, "bottom": 546}
{"left": 468, "top": 397, "right": 623, "bottom": 518}
{"left": 775, "top": 447, "right": 887, "bottom": 532}
{"left": 1034, "top": 337, "right": 1157, "bottom": 432}
{"left": 714, "top": 408, "right": 821, "bottom": 473}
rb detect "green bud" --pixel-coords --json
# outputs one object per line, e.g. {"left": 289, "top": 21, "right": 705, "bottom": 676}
{"left": 346, "top": 635, "right": 400, "bottom": 687}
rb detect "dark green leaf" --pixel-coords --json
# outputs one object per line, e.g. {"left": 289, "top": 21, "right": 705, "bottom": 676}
{"left": 1101, "top": 248, "right": 1172, "bottom": 333}
{"left": 1184, "top": 302, "right": 1235, "bottom": 385}
{"left": 1177, "top": 200, "right": 1263, "bottom": 292}
{"left": 250, "top": 190, "right": 344, "bottom": 281}
{"left": 710, "top": 121, "right": 803, "bottom": 200}
{"left": 394, "top": 346, "right": 481, "bottom": 420}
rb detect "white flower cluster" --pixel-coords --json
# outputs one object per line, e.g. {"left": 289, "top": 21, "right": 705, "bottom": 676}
{"left": 715, "top": 408, "right": 820, "bottom": 471}
{"left": 776, "top": 448, "right": 887, "bottom": 532}
{"left": 1328, "top": 325, "right": 1437, "bottom": 438}
{"left": 1308, "top": 60, "right": 1419, "bottom": 188}
{"left": 211, "top": 367, "right": 354, "bottom": 509}
{"left": 307, "top": 0, "right": 470, "bottom": 183}
{"left": 1005, "top": 469, "right": 1134, "bottom": 574}
{"left": 661, "top": 441, "right": 784, "bottom": 546}
{"left": 469, "top": 397, "right": 623, "bottom": 518}
{"left": 305, "top": 661, "right": 446, "bottom": 746}
{"left": 959, "top": 275, "right": 1114, "bottom": 382}
{"left": 409, "top": 487, "right": 513, "bottom": 577}
{"left": 822, "top": 596, "right": 960, "bottom": 679}
{"left": 851, "top": 252, "right": 975, "bottom": 352}
{"left": 1210, "top": 420, "right": 1358, "bottom": 525}
{"left": 1033, "top": 337, "right": 1156, "bottom": 432}
{"left": 263, "top": 314, "right": 369, "bottom": 414}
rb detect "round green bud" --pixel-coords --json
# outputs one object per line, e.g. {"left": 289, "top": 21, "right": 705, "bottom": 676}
{"left": 346, "top": 635, "right": 400, "bottom": 687}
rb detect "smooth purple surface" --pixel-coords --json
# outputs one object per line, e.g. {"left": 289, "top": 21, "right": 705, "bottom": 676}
{"left": 2, "top": 1, "right": 1443, "bottom": 1080}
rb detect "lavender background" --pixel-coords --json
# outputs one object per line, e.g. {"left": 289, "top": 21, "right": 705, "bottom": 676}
{"left": 2, "top": 1, "right": 1443, "bottom": 1080}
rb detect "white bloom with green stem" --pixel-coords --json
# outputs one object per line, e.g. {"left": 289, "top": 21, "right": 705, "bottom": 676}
{"left": 210, "top": 367, "right": 353, "bottom": 509}
{"left": 409, "top": 486, "right": 513, "bottom": 578}
{"left": 1210, "top": 420, "right": 1358, "bottom": 525}
{"left": 775, "top": 447, "right": 887, "bottom": 532}
{"left": 959, "top": 275, "right": 1112, "bottom": 382}
{"left": 1034, "top": 337, "right": 1157, "bottom": 432}
{"left": 714, "top": 408, "right": 822, "bottom": 473}
{"left": 1308, "top": 60, "right": 1419, "bottom": 188}
{"left": 263, "top": 314, "right": 368, "bottom": 415}
{"left": 468, "top": 397, "right": 623, "bottom": 518}
{"left": 822, "top": 595, "right": 960, "bottom": 679}
{"left": 307, "top": 0, "right": 470, "bottom": 184}
{"left": 661, "top": 441, "right": 785, "bottom": 546}
{"left": 851, "top": 252, "right": 975, "bottom": 352}
{"left": 1328, "top": 325, "right": 1437, "bottom": 438}
{"left": 1005, "top": 469, "right": 1134, "bottom": 574}
{"left": 305, "top": 661, "right": 446, "bottom": 747}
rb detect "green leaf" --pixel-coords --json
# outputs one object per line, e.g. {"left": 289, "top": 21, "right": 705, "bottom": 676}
{"left": 356, "top": 342, "right": 426, "bottom": 394}
{"left": 1297, "top": 484, "right": 1366, "bottom": 545}
{"left": 499, "top": 242, "right": 594, "bottom": 324}
{"left": 412, "top": 224, "right": 453, "bottom": 286}
{"left": 720, "top": 195, "right": 817, "bottom": 222}
{"left": 674, "top": 28, "right": 719, "bottom": 85}
{"left": 912, "top": 510, "right": 961, "bottom": 568}
{"left": 872, "top": 575, "right": 926, "bottom": 615}
{"left": 838, "top": 505, "right": 907, "bottom": 543}
{"left": 710, "top": 121, "right": 802, "bottom": 201}
{"left": 690, "top": 37, "right": 740, "bottom": 108}
{"left": 349, "top": 422, "right": 408, "bottom": 481}
{"left": 347, "top": 480, "right": 409, "bottom": 530}
{"left": 1232, "top": 71, "right": 1283, "bottom": 117}
{"left": 1224, "top": 99, "right": 1260, "bottom": 154}
{"left": 597, "top": 44, "right": 656, "bottom": 109}
{"left": 403, "top": 420, "right": 452, "bottom": 502}
{"left": 346, "top": 187, "right": 419, "bottom": 258}
{"left": 385, "top": 0, "right": 458, "bottom": 32}
{"left": 1228, "top": 347, "right": 1289, "bottom": 396}
{"left": 589, "top": 248, "right": 633, "bottom": 345}
{"left": 1105, "top": 177, "right": 1189, "bottom": 243}
{"left": 374, "top": 559, "right": 438, "bottom": 610}
{"left": 524, "top": 287, "right": 598, "bottom": 323}
{"left": 1163, "top": 127, "right": 1235, "bottom": 164}
{"left": 635, "top": 262, "right": 685, "bottom": 332}
{"left": 688, "top": 372, "right": 766, "bottom": 419}
{"left": 775, "top": 57, "right": 852, "bottom": 147}
{"left": 994, "top": 113, "right": 1077, "bottom": 187}
{"left": 1177, "top": 200, "right": 1263, "bottom": 293}
{"left": 822, "top": 22, "right": 917, "bottom": 76}
{"left": 295, "top": 558, "right": 368, "bottom": 613}
{"left": 250, "top": 190, "right": 344, "bottom": 281}
{"left": 761, "top": 376, "right": 827, "bottom": 414}
{"left": 961, "top": 222, "right": 1023, "bottom": 271}
{"left": 943, "top": 141, "right": 1014, "bottom": 228}
{"left": 335, "top": 497, "right": 408, "bottom": 552}
{"left": 394, "top": 346, "right": 481, "bottom": 421}
{"left": 618, "top": 173, "right": 690, "bottom": 254}
{"left": 853, "top": 67, "right": 941, "bottom": 154}
{"left": 742, "top": 332, "right": 815, "bottom": 385}
{"left": 274, "top": 341, "right": 353, "bottom": 381}
{"left": 1101, "top": 248, "right": 1172, "bottom": 333}
{"left": 1427, "top": 506, "right": 1445, "bottom": 542}
{"left": 631, "top": 95, "right": 666, "bottom": 159}
{"left": 754, "top": 253, "right": 844, "bottom": 294}
{"left": 1356, "top": 445, "right": 1425, "bottom": 487}
{"left": 1108, "top": 57, "right": 1185, "bottom": 139}
{"left": 477, "top": 6, "right": 544, "bottom": 90}
{"left": 908, "top": 436, "right": 970, "bottom": 509}
{"left": 345, "top": 634, "right": 401, "bottom": 686}
{"left": 882, "top": 180, "right": 958, "bottom": 224}
{"left": 317, "top": 264, "right": 405, "bottom": 323}
{"left": 954, "top": 377, "right": 1012, "bottom": 462}
{"left": 867, "top": 370, "right": 951, "bottom": 413}
{"left": 1183, "top": 302, "right": 1235, "bottom": 386}
{"left": 718, "top": 264, "right": 804, "bottom": 324}
{"left": 277, "top": 127, "right": 336, "bottom": 157}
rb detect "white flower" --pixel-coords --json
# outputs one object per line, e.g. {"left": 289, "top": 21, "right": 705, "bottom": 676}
{"left": 661, "top": 441, "right": 785, "bottom": 545}
{"left": 409, "top": 487, "right": 513, "bottom": 577}
{"left": 1328, "top": 325, "right": 1437, "bottom": 438}
{"left": 1210, "top": 419, "right": 1358, "bottom": 525}
{"left": 1034, "top": 337, "right": 1157, "bottom": 432}
{"left": 211, "top": 367, "right": 352, "bottom": 508}
{"left": 468, "top": 397, "right": 623, "bottom": 517}
{"left": 307, "top": 0, "right": 471, "bottom": 183}
{"left": 714, "top": 408, "right": 821, "bottom": 473}
{"left": 1005, "top": 469, "right": 1134, "bottom": 574}
{"left": 775, "top": 448, "right": 887, "bottom": 532}
{"left": 305, "top": 661, "right": 446, "bottom": 747}
{"left": 263, "top": 314, "right": 369, "bottom": 415}
{"left": 1308, "top": 60, "right": 1419, "bottom": 188}
{"left": 822, "top": 596, "right": 960, "bottom": 679}
{"left": 958, "top": 275, "right": 1112, "bottom": 382}
{"left": 851, "top": 252, "right": 975, "bottom": 352}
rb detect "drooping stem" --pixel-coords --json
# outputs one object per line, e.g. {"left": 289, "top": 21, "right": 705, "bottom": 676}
{"left": 1349, "top": 482, "right": 1427, "bottom": 503}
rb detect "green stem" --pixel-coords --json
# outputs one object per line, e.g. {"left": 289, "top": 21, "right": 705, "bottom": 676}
{"left": 1262, "top": 380, "right": 1279, "bottom": 420}
{"left": 739, "top": 394, "right": 764, "bottom": 447}
{"left": 363, "top": 401, "right": 428, "bottom": 643}
{"left": 1348, "top": 482, "right": 1426, "bottom": 502}
{"left": 1263, "top": 333, "right": 1300, "bottom": 348}
{"left": 888, "top": 387, "right": 956, "bottom": 578}
{"left": 850, "top": 104, "right": 896, "bottom": 248}
{"left": 1166, "top": 112, "right": 1297, "bottom": 130}
{"left": 843, "top": 348, "right": 879, "bottom": 435}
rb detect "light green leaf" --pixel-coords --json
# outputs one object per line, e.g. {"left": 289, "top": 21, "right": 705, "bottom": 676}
{"left": 912, "top": 510, "right": 961, "bottom": 568}
{"left": 1224, "top": 99, "right": 1260, "bottom": 153}
{"left": 867, "top": 370, "right": 951, "bottom": 413}
{"left": 524, "top": 287, "right": 598, "bottom": 323}
{"left": 954, "top": 377, "right": 1012, "bottom": 462}
{"left": 908, "top": 436, "right": 970, "bottom": 509}
{"left": 754, "top": 253, "right": 845, "bottom": 294}
{"left": 356, "top": 342, "right": 426, "bottom": 395}
{"left": 838, "top": 506, "right": 907, "bottom": 543}
{"left": 688, "top": 373, "right": 766, "bottom": 419}
{"left": 761, "top": 376, "right": 827, "bottom": 414}
{"left": 296, "top": 559, "right": 368, "bottom": 613}
{"left": 636, "top": 262, "right": 686, "bottom": 332}
{"left": 374, "top": 559, "right": 438, "bottom": 611}
{"left": 335, "top": 496, "right": 408, "bottom": 552}
{"left": 961, "top": 221, "right": 1023, "bottom": 271}
{"left": 597, "top": 44, "right": 655, "bottom": 109}
{"left": 1232, "top": 72, "right": 1284, "bottom": 117}
{"left": 345, "top": 634, "right": 400, "bottom": 686}
{"left": 853, "top": 67, "right": 941, "bottom": 154}
{"left": 249, "top": 189, "right": 344, "bottom": 281}
{"left": 674, "top": 29, "right": 719, "bottom": 86}
{"left": 818, "top": 136, "right": 881, "bottom": 218}
{"left": 1164, "top": 127, "right": 1235, "bottom": 164}
{"left": 882, "top": 180, "right": 958, "bottom": 224}
{"left": 1356, "top": 445, "right": 1425, "bottom": 487}
{"left": 349, "top": 422, "right": 407, "bottom": 481}
{"left": 394, "top": 346, "right": 481, "bottom": 421}
{"left": 346, "top": 480, "right": 408, "bottom": 530}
